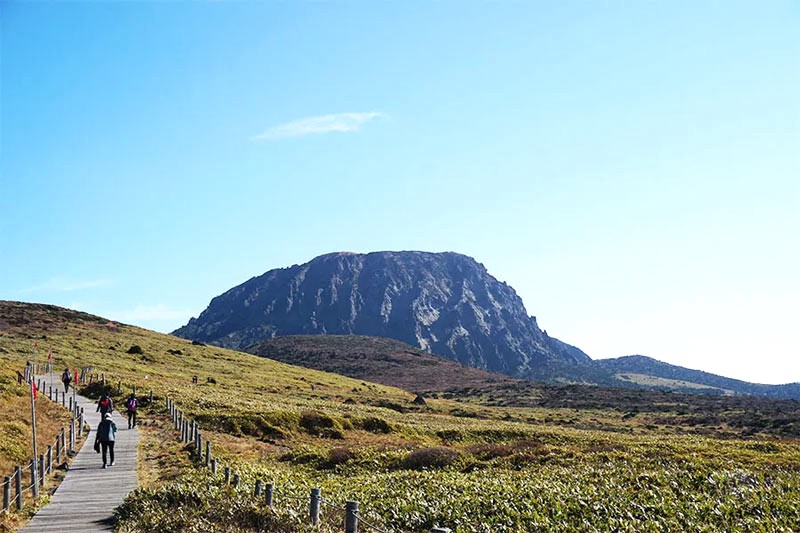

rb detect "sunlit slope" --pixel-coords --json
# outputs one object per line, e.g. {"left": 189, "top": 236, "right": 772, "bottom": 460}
{"left": 0, "top": 301, "right": 448, "bottom": 441}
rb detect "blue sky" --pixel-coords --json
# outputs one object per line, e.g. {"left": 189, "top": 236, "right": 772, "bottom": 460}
{"left": 1, "top": 1, "right": 797, "bottom": 384}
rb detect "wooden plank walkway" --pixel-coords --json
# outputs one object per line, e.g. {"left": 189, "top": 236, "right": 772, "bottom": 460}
{"left": 20, "top": 374, "right": 139, "bottom": 532}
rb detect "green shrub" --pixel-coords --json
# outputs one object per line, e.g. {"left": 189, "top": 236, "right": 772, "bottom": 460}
{"left": 359, "top": 416, "right": 393, "bottom": 434}
{"left": 401, "top": 447, "right": 460, "bottom": 470}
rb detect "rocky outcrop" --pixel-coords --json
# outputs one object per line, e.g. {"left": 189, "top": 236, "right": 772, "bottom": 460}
{"left": 173, "top": 251, "right": 590, "bottom": 375}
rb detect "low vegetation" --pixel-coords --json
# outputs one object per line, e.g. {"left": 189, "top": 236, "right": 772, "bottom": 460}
{"left": 1, "top": 301, "right": 799, "bottom": 531}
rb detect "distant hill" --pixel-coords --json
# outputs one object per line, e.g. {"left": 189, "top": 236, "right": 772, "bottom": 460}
{"left": 174, "top": 251, "right": 591, "bottom": 374}
{"left": 246, "top": 334, "right": 517, "bottom": 393}
{"left": 597, "top": 355, "right": 800, "bottom": 400}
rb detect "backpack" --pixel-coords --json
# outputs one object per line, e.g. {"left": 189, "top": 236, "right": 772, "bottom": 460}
{"left": 62, "top": 371, "right": 71, "bottom": 382}
{"left": 126, "top": 398, "right": 137, "bottom": 412}
{"left": 99, "top": 398, "right": 111, "bottom": 409}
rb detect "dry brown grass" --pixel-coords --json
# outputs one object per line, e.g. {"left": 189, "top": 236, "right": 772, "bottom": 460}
{"left": 136, "top": 418, "right": 194, "bottom": 487}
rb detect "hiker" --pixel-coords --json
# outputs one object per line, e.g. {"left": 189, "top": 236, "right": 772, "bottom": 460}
{"left": 95, "top": 412, "right": 117, "bottom": 468}
{"left": 61, "top": 368, "right": 72, "bottom": 393}
{"left": 96, "top": 393, "right": 113, "bottom": 415}
{"left": 125, "top": 393, "right": 138, "bottom": 429}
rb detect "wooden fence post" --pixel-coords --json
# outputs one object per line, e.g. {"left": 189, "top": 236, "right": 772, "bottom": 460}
{"left": 224, "top": 467, "right": 231, "bottom": 484}
{"left": 310, "top": 488, "right": 321, "bottom": 526}
{"left": 46, "top": 445, "right": 52, "bottom": 475}
{"left": 3, "top": 476, "right": 10, "bottom": 512}
{"left": 266, "top": 483, "right": 274, "bottom": 507}
{"left": 30, "top": 460, "right": 38, "bottom": 498}
{"left": 56, "top": 436, "right": 61, "bottom": 464}
{"left": 14, "top": 466, "right": 22, "bottom": 510}
{"left": 38, "top": 455, "right": 45, "bottom": 486}
{"left": 254, "top": 479, "right": 262, "bottom": 497}
{"left": 211, "top": 458, "right": 217, "bottom": 475}
{"left": 232, "top": 474, "right": 240, "bottom": 488}
{"left": 69, "top": 420, "right": 75, "bottom": 454}
{"left": 345, "top": 500, "right": 358, "bottom": 533}
{"left": 205, "top": 441, "right": 211, "bottom": 466}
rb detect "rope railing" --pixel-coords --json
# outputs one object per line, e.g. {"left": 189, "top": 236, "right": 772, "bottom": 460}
{"left": 163, "top": 395, "right": 453, "bottom": 533}
{"left": 1, "top": 367, "right": 90, "bottom": 515}
{"left": 353, "top": 511, "right": 392, "bottom": 533}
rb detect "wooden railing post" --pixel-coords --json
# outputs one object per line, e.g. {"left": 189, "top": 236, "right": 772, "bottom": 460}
{"left": 69, "top": 420, "right": 75, "bottom": 453}
{"left": 345, "top": 500, "right": 358, "bottom": 533}
{"left": 3, "top": 476, "right": 10, "bottom": 512}
{"left": 266, "top": 483, "right": 274, "bottom": 507}
{"left": 30, "top": 460, "right": 38, "bottom": 499}
{"left": 254, "top": 479, "right": 263, "bottom": 497}
{"left": 310, "top": 488, "right": 321, "bottom": 526}
{"left": 38, "top": 455, "right": 45, "bottom": 486}
{"left": 205, "top": 441, "right": 211, "bottom": 466}
{"left": 14, "top": 466, "right": 22, "bottom": 510}
{"left": 224, "top": 467, "right": 231, "bottom": 484}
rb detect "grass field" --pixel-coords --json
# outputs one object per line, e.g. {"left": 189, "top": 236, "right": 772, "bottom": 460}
{"left": 1, "top": 301, "right": 799, "bottom": 531}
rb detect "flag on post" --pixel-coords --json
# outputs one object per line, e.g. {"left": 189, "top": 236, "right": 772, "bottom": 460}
{"left": 74, "top": 368, "right": 79, "bottom": 384}
{"left": 32, "top": 380, "right": 38, "bottom": 400}
{"left": 48, "top": 350, "right": 52, "bottom": 363}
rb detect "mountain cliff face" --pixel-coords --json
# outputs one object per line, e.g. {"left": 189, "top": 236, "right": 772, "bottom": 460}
{"left": 173, "top": 251, "right": 590, "bottom": 375}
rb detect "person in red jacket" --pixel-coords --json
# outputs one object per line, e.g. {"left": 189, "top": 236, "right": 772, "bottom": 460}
{"left": 96, "top": 393, "right": 113, "bottom": 415}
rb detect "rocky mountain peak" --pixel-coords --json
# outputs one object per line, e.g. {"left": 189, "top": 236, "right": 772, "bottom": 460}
{"left": 174, "top": 251, "right": 590, "bottom": 375}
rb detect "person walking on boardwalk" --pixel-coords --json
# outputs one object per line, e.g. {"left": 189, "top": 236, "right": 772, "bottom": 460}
{"left": 61, "top": 368, "right": 72, "bottom": 393}
{"left": 95, "top": 412, "right": 117, "bottom": 468}
{"left": 97, "top": 392, "right": 113, "bottom": 415}
{"left": 124, "top": 393, "right": 138, "bottom": 429}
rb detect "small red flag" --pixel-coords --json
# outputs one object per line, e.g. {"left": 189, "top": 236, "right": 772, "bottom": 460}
{"left": 74, "top": 369, "right": 79, "bottom": 384}
{"left": 48, "top": 351, "right": 52, "bottom": 362}
{"left": 32, "top": 381, "right": 38, "bottom": 400}
{"left": 34, "top": 341, "right": 38, "bottom": 348}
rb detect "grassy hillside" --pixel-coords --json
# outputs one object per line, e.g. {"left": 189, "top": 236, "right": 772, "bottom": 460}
{"left": 248, "top": 334, "right": 800, "bottom": 440}
{"left": 1, "top": 301, "right": 799, "bottom": 532}
{"left": 246, "top": 334, "right": 516, "bottom": 392}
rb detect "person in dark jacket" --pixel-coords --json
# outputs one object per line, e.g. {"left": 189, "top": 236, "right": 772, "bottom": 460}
{"left": 95, "top": 412, "right": 117, "bottom": 468}
{"left": 96, "top": 393, "right": 113, "bottom": 415}
{"left": 61, "top": 368, "right": 72, "bottom": 393}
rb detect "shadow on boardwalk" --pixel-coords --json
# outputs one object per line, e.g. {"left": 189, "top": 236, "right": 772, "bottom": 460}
{"left": 20, "top": 376, "right": 138, "bottom": 533}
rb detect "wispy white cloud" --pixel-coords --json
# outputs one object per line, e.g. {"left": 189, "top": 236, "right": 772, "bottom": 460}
{"left": 252, "top": 112, "right": 386, "bottom": 141}
{"left": 19, "top": 278, "right": 114, "bottom": 294}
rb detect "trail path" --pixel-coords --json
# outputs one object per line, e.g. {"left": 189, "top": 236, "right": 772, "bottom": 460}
{"left": 20, "top": 374, "right": 138, "bottom": 532}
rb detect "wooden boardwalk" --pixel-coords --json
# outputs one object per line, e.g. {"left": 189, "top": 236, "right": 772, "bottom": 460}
{"left": 20, "top": 375, "right": 139, "bottom": 532}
